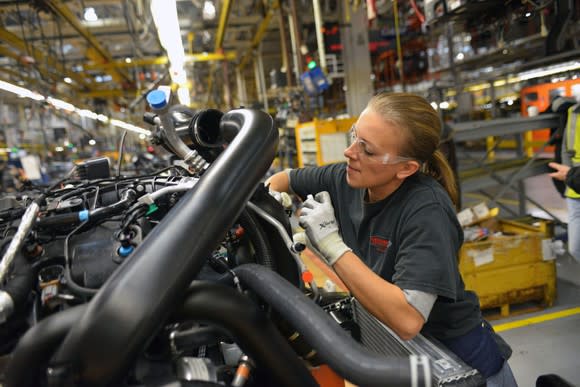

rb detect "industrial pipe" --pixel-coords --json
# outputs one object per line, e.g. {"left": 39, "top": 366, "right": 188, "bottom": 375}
{"left": 148, "top": 90, "right": 208, "bottom": 172}
{"left": 48, "top": 109, "right": 278, "bottom": 386}
{"left": 4, "top": 305, "right": 87, "bottom": 387}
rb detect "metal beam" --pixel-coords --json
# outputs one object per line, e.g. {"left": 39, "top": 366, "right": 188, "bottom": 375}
{"left": 459, "top": 159, "right": 552, "bottom": 192}
{"left": 82, "top": 52, "right": 237, "bottom": 71}
{"left": 214, "top": 0, "right": 233, "bottom": 51}
{"left": 0, "top": 46, "right": 22, "bottom": 61}
{"left": 449, "top": 114, "right": 561, "bottom": 142}
{"left": 0, "top": 27, "right": 92, "bottom": 89}
{"left": 0, "top": 67, "right": 45, "bottom": 87}
{"left": 42, "top": 0, "right": 133, "bottom": 85}
{"left": 237, "top": 0, "right": 280, "bottom": 70}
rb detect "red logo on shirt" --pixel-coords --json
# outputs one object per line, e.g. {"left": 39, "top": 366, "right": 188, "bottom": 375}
{"left": 370, "top": 236, "right": 390, "bottom": 253}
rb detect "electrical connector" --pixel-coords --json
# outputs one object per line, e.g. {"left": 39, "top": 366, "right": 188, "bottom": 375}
{"left": 76, "top": 157, "right": 111, "bottom": 180}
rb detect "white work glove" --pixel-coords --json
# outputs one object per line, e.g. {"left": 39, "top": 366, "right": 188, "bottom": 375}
{"left": 267, "top": 186, "right": 293, "bottom": 209}
{"left": 298, "top": 191, "right": 351, "bottom": 266}
{"left": 272, "top": 191, "right": 293, "bottom": 209}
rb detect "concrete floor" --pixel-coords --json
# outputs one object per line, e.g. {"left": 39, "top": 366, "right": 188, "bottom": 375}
{"left": 492, "top": 256, "right": 580, "bottom": 386}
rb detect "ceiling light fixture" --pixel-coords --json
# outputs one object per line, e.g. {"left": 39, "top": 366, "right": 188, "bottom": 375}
{"left": 150, "top": 0, "right": 190, "bottom": 105}
{"left": 0, "top": 80, "right": 44, "bottom": 101}
{"left": 47, "top": 97, "right": 76, "bottom": 112}
{"left": 518, "top": 60, "right": 580, "bottom": 81}
{"left": 83, "top": 7, "right": 98, "bottom": 22}
{"left": 110, "top": 119, "right": 151, "bottom": 136}
{"left": 203, "top": 0, "right": 216, "bottom": 20}
{"left": 0, "top": 79, "right": 150, "bottom": 136}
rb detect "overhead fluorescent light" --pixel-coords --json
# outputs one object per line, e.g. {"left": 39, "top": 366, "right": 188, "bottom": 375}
{"left": 0, "top": 80, "right": 150, "bottom": 136}
{"left": 177, "top": 86, "right": 191, "bottom": 106}
{"left": 150, "top": 0, "right": 190, "bottom": 105}
{"left": 47, "top": 97, "right": 75, "bottom": 112}
{"left": 203, "top": 0, "right": 216, "bottom": 20}
{"left": 76, "top": 109, "right": 99, "bottom": 120}
{"left": 0, "top": 80, "right": 45, "bottom": 101}
{"left": 97, "top": 114, "right": 109, "bottom": 123}
{"left": 110, "top": 119, "right": 151, "bottom": 136}
{"left": 518, "top": 60, "right": 580, "bottom": 81}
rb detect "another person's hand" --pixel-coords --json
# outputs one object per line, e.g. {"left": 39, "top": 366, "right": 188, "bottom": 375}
{"left": 548, "top": 162, "right": 571, "bottom": 181}
{"left": 299, "top": 191, "right": 351, "bottom": 266}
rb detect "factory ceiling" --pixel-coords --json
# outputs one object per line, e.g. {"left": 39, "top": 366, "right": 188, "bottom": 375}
{"left": 0, "top": 0, "right": 578, "bottom": 116}
{"left": 0, "top": 0, "right": 340, "bottom": 112}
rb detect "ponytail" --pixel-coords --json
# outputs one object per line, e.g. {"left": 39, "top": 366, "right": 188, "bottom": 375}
{"left": 422, "top": 150, "right": 459, "bottom": 209}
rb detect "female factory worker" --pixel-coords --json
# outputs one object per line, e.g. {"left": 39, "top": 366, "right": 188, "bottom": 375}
{"left": 267, "top": 92, "right": 517, "bottom": 385}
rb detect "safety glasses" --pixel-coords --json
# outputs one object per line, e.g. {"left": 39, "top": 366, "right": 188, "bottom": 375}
{"left": 348, "top": 125, "right": 415, "bottom": 165}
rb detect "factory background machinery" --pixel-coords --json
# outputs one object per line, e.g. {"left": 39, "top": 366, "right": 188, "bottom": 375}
{"left": 0, "top": 1, "right": 579, "bottom": 386}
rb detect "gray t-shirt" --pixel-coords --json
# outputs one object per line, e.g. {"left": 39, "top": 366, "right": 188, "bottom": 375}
{"left": 289, "top": 162, "right": 481, "bottom": 340}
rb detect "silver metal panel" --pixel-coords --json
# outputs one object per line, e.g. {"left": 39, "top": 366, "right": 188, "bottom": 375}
{"left": 352, "top": 299, "right": 485, "bottom": 387}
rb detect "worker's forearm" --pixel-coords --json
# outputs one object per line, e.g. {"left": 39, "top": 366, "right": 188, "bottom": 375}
{"left": 333, "top": 251, "right": 424, "bottom": 340}
{"left": 265, "top": 170, "right": 290, "bottom": 193}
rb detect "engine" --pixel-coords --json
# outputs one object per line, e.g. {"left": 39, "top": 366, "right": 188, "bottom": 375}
{"left": 0, "top": 95, "right": 462, "bottom": 387}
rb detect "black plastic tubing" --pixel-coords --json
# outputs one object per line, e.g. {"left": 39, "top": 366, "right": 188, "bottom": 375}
{"left": 177, "top": 282, "right": 318, "bottom": 387}
{"left": 4, "top": 305, "right": 87, "bottom": 387}
{"left": 234, "top": 264, "right": 429, "bottom": 387}
{"left": 49, "top": 109, "right": 278, "bottom": 386}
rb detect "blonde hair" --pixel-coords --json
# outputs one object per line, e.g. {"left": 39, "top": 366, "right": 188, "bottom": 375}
{"left": 367, "top": 92, "right": 459, "bottom": 207}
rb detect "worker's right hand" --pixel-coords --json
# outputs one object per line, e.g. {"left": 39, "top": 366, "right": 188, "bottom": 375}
{"left": 299, "top": 191, "right": 351, "bottom": 266}
{"left": 548, "top": 162, "right": 570, "bottom": 182}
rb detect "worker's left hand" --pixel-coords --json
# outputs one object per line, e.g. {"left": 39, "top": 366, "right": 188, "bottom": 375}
{"left": 299, "top": 191, "right": 351, "bottom": 266}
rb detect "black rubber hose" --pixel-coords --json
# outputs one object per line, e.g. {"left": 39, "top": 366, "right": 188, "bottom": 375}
{"left": 4, "top": 305, "right": 87, "bottom": 387}
{"left": 2, "top": 253, "right": 34, "bottom": 315}
{"left": 49, "top": 109, "right": 278, "bottom": 386}
{"left": 176, "top": 282, "right": 318, "bottom": 387}
{"left": 237, "top": 209, "right": 275, "bottom": 270}
{"left": 88, "top": 189, "right": 136, "bottom": 222}
{"left": 234, "top": 264, "right": 429, "bottom": 387}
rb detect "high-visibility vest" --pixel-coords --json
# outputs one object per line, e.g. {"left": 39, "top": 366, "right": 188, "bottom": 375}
{"left": 565, "top": 104, "right": 580, "bottom": 198}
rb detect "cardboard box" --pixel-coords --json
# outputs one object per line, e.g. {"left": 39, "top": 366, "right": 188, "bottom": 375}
{"left": 459, "top": 220, "right": 556, "bottom": 315}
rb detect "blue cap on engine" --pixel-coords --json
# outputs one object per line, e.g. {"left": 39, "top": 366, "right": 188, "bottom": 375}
{"left": 118, "top": 245, "right": 134, "bottom": 257}
{"left": 78, "top": 210, "right": 89, "bottom": 222}
{"left": 146, "top": 90, "right": 167, "bottom": 109}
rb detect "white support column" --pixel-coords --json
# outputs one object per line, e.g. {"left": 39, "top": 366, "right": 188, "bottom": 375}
{"left": 340, "top": 3, "right": 373, "bottom": 116}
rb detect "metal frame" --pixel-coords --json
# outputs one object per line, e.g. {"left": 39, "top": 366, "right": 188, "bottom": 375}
{"left": 450, "top": 114, "right": 564, "bottom": 222}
